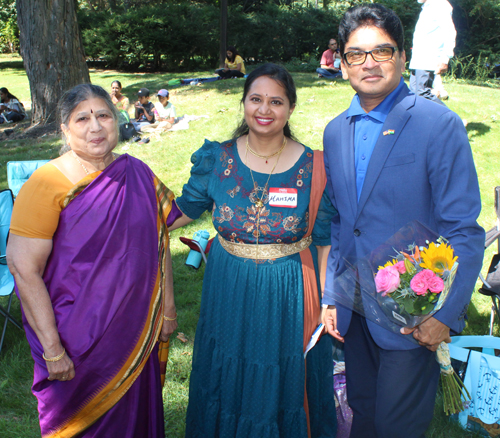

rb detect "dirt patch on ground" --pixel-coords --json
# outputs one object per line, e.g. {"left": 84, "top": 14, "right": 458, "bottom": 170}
{"left": 0, "top": 121, "right": 59, "bottom": 142}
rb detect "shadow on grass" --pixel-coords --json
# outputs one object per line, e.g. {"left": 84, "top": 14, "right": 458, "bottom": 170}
{"left": 0, "top": 60, "right": 25, "bottom": 70}
{"left": 466, "top": 122, "right": 491, "bottom": 140}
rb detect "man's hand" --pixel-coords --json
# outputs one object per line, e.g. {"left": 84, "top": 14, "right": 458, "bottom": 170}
{"left": 321, "top": 306, "right": 344, "bottom": 342}
{"left": 435, "top": 62, "right": 449, "bottom": 75}
{"left": 400, "top": 316, "right": 451, "bottom": 351}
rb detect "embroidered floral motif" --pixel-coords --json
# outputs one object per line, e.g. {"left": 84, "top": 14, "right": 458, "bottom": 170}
{"left": 227, "top": 186, "right": 241, "bottom": 198}
{"left": 243, "top": 205, "right": 271, "bottom": 238}
{"left": 208, "top": 141, "right": 321, "bottom": 247}
{"left": 214, "top": 203, "right": 234, "bottom": 223}
{"left": 291, "top": 154, "right": 313, "bottom": 191}
{"left": 282, "top": 214, "right": 303, "bottom": 234}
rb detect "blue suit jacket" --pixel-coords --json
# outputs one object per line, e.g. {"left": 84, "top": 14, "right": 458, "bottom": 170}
{"left": 322, "top": 83, "right": 485, "bottom": 350}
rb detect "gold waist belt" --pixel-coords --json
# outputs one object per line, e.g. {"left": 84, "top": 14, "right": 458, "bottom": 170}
{"left": 217, "top": 234, "right": 312, "bottom": 260}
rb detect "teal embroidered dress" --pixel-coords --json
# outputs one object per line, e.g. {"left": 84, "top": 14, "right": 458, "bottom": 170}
{"left": 176, "top": 139, "right": 337, "bottom": 438}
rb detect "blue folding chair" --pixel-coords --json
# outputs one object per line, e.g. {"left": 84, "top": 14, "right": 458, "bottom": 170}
{"left": 0, "top": 189, "right": 22, "bottom": 354}
{"left": 7, "top": 160, "right": 50, "bottom": 197}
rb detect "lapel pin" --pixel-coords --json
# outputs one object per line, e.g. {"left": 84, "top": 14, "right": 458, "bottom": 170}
{"left": 383, "top": 129, "right": 395, "bottom": 136}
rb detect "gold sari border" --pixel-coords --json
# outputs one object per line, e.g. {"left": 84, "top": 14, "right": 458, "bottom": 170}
{"left": 218, "top": 234, "right": 312, "bottom": 260}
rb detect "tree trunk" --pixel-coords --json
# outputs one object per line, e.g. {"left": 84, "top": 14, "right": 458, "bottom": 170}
{"left": 219, "top": 0, "right": 228, "bottom": 68}
{"left": 16, "top": 0, "right": 90, "bottom": 125}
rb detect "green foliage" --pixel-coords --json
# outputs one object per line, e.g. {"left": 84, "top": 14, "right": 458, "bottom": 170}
{"left": 79, "top": 4, "right": 220, "bottom": 70}
{"left": 0, "top": 0, "right": 18, "bottom": 54}
{"left": 78, "top": 3, "right": 345, "bottom": 69}
{"left": 453, "top": 0, "right": 500, "bottom": 60}
{"left": 449, "top": 54, "right": 498, "bottom": 82}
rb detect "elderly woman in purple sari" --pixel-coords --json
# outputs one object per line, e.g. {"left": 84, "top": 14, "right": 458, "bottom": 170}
{"left": 6, "top": 84, "right": 180, "bottom": 437}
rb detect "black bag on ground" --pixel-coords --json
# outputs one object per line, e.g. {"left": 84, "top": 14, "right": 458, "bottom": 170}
{"left": 119, "top": 123, "right": 138, "bottom": 141}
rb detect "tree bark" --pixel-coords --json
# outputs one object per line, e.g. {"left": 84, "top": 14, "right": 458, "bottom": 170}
{"left": 16, "top": 0, "right": 90, "bottom": 125}
{"left": 219, "top": 0, "right": 228, "bottom": 68}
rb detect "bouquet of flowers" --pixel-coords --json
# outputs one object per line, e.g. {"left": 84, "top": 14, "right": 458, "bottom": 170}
{"left": 323, "top": 220, "right": 469, "bottom": 414}
{"left": 374, "top": 238, "right": 456, "bottom": 329}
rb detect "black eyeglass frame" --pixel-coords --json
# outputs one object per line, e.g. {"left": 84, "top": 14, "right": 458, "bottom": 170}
{"left": 342, "top": 47, "right": 398, "bottom": 66}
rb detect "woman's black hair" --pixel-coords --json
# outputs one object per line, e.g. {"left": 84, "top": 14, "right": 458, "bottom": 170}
{"left": 0, "top": 87, "right": 19, "bottom": 103}
{"left": 111, "top": 80, "right": 122, "bottom": 89}
{"left": 226, "top": 46, "right": 239, "bottom": 63}
{"left": 338, "top": 3, "right": 404, "bottom": 55}
{"left": 58, "top": 84, "right": 118, "bottom": 154}
{"left": 232, "top": 63, "right": 297, "bottom": 140}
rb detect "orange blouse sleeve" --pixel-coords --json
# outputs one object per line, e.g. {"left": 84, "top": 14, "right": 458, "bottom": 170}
{"left": 10, "top": 164, "right": 73, "bottom": 239}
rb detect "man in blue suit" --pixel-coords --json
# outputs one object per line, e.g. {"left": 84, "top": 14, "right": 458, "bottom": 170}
{"left": 322, "top": 4, "right": 485, "bottom": 437}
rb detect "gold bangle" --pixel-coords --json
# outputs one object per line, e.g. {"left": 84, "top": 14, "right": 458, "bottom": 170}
{"left": 43, "top": 348, "right": 66, "bottom": 362}
{"left": 163, "top": 314, "right": 177, "bottom": 321}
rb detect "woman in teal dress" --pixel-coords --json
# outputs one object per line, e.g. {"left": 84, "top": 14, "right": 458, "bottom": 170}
{"left": 174, "top": 64, "right": 337, "bottom": 437}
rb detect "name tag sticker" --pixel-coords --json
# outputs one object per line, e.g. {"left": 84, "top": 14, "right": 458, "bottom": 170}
{"left": 269, "top": 188, "right": 298, "bottom": 208}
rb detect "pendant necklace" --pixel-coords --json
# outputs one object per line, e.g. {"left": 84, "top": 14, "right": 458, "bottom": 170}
{"left": 245, "top": 135, "right": 287, "bottom": 260}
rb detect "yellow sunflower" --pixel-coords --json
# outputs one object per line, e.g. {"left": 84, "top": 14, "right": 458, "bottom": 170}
{"left": 420, "top": 242, "right": 457, "bottom": 274}
{"left": 378, "top": 259, "right": 397, "bottom": 270}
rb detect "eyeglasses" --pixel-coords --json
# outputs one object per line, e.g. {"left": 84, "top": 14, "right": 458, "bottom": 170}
{"left": 343, "top": 47, "right": 398, "bottom": 66}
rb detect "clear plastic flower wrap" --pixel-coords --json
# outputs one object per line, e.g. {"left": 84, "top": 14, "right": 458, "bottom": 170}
{"left": 325, "top": 220, "right": 458, "bottom": 342}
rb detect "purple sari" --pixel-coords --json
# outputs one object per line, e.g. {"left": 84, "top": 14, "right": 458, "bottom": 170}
{"left": 17, "top": 154, "right": 176, "bottom": 437}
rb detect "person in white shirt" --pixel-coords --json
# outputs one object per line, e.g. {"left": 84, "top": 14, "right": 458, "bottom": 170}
{"left": 141, "top": 89, "right": 176, "bottom": 134}
{"left": 409, "top": 0, "right": 456, "bottom": 104}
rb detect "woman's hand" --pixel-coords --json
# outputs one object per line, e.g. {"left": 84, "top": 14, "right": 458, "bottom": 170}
{"left": 321, "top": 306, "right": 344, "bottom": 342}
{"left": 46, "top": 353, "right": 76, "bottom": 382}
{"left": 159, "top": 319, "right": 178, "bottom": 342}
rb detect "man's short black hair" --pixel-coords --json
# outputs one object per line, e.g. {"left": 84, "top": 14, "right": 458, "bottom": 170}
{"left": 338, "top": 3, "right": 404, "bottom": 54}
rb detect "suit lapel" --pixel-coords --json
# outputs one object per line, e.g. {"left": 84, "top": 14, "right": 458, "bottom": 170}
{"left": 356, "top": 88, "right": 415, "bottom": 219}
{"left": 340, "top": 116, "right": 358, "bottom": 218}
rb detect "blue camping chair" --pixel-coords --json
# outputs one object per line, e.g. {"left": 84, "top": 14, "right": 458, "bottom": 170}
{"left": 7, "top": 160, "right": 50, "bottom": 197}
{"left": 0, "top": 189, "right": 22, "bottom": 354}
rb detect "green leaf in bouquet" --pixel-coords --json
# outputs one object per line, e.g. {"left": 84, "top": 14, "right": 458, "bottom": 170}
{"left": 420, "top": 301, "right": 434, "bottom": 315}
{"left": 403, "top": 296, "right": 414, "bottom": 314}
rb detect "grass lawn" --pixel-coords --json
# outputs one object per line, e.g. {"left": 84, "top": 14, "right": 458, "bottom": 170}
{"left": 0, "top": 53, "right": 499, "bottom": 437}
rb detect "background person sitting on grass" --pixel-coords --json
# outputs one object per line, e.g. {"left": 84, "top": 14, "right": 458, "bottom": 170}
{"left": 141, "top": 89, "right": 177, "bottom": 134}
{"left": 110, "top": 80, "right": 130, "bottom": 113}
{"left": 0, "top": 87, "right": 27, "bottom": 123}
{"left": 316, "top": 39, "right": 343, "bottom": 79}
{"left": 215, "top": 46, "right": 246, "bottom": 79}
{"left": 132, "top": 87, "right": 155, "bottom": 132}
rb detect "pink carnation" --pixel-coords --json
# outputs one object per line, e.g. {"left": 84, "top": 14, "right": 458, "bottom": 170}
{"left": 375, "top": 266, "right": 401, "bottom": 296}
{"left": 427, "top": 273, "right": 444, "bottom": 293}
{"left": 410, "top": 269, "right": 441, "bottom": 295}
{"left": 394, "top": 261, "right": 406, "bottom": 274}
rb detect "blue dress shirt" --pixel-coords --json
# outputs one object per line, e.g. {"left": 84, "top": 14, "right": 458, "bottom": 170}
{"left": 347, "top": 78, "right": 405, "bottom": 201}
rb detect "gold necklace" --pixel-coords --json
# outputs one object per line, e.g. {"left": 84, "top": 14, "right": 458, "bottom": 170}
{"left": 71, "top": 150, "right": 116, "bottom": 175}
{"left": 71, "top": 150, "right": 90, "bottom": 175}
{"left": 246, "top": 136, "right": 286, "bottom": 164}
{"left": 245, "top": 137, "right": 287, "bottom": 260}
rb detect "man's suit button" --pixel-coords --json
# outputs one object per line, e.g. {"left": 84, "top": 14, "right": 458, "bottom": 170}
{"left": 354, "top": 229, "right": 361, "bottom": 237}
